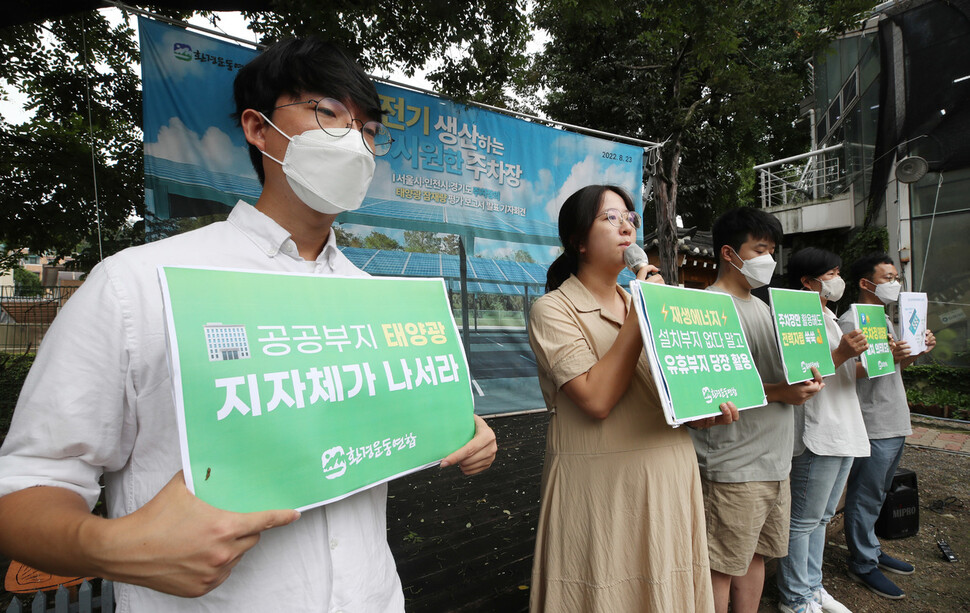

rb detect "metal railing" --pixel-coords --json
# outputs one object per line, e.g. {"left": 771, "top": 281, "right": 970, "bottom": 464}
{"left": 5, "top": 580, "right": 113, "bottom": 613}
{"left": 0, "top": 285, "right": 80, "bottom": 354}
{"left": 754, "top": 143, "right": 846, "bottom": 208}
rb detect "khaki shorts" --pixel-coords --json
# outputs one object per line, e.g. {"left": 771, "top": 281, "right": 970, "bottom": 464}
{"left": 702, "top": 477, "right": 791, "bottom": 576}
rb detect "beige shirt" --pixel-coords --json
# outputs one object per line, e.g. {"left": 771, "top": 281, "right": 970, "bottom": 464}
{"left": 527, "top": 274, "right": 713, "bottom": 612}
{"left": 528, "top": 274, "right": 683, "bottom": 451}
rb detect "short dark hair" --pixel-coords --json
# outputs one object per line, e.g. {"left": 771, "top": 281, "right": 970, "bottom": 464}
{"left": 711, "top": 207, "right": 783, "bottom": 261}
{"left": 788, "top": 247, "right": 842, "bottom": 289}
{"left": 848, "top": 252, "right": 895, "bottom": 285}
{"left": 546, "top": 185, "right": 635, "bottom": 292}
{"left": 233, "top": 38, "right": 381, "bottom": 183}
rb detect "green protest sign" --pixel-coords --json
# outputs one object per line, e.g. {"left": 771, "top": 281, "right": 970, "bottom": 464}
{"left": 631, "top": 281, "right": 766, "bottom": 425}
{"left": 851, "top": 303, "right": 895, "bottom": 378}
{"left": 159, "top": 266, "right": 475, "bottom": 513}
{"left": 768, "top": 288, "right": 835, "bottom": 384}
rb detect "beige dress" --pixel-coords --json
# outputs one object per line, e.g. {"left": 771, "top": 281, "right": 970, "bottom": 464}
{"left": 528, "top": 275, "right": 714, "bottom": 613}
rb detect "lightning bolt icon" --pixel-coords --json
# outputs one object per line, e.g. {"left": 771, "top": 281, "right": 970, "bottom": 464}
{"left": 662, "top": 304, "right": 669, "bottom": 321}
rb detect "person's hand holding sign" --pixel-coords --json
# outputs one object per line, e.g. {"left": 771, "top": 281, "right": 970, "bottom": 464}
{"left": 888, "top": 334, "right": 911, "bottom": 363}
{"left": 833, "top": 328, "right": 869, "bottom": 368}
{"left": 688, "top": 401, "right": 740, "bottom": 430}
{"left": 439, "top": 415, "right": 497, "bottom": 475}
{"left": 97, "top": 470, "right": 301, "bottom": 597}
{"left": 896, "top": 328, "right": 935, "bottom": 368}
{"left": 766, "top": 366, "right": 825, "bottom": 406}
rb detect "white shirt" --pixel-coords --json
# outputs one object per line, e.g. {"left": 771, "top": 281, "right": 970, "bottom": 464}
{"left": 792, "top": 306, "right": 871, "bottom": 458}
{"left": 0, "top": 203, "right": 405, "bottom": 613}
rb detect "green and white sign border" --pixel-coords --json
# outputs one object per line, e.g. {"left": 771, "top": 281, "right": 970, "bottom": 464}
{"left": 630, "top": 281, "right": 767, "bottom": 426}
{"left": 158, "top": 265, "right": 475, "bottom": 512}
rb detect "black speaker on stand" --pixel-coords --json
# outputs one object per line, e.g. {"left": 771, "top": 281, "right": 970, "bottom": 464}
{"left": 875, "top": 468, "right": 919, "bottom": 539}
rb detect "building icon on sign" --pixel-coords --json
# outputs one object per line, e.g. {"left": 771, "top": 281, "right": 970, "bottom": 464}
{"left": 204, "top": 323, "right": 251, "bottom": 361}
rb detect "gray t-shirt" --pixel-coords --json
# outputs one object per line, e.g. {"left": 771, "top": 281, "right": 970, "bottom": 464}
{"left": 837, "top": 311, "right": 912, "bottom": 439}
{"left": 690, "top": 287, "right": 794, "bottom": 482}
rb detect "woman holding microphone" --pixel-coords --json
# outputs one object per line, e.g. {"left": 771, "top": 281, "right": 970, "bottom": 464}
{"left": 527, "top": 185, "right": 736, "bottom": 612}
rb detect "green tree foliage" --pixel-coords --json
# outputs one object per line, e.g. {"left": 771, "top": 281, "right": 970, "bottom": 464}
{"left": 0, "top": 353, "right": 35, "bottom": 441}
{"left": 0, "top": 11, "right": 153, "bottom": 272}
{"left": 510, "top": 249, "right": 535, "bottom": 263}
{"left": 837, "top": 225, "right": 888, "bottom": 304}
{"left": 12, "top": 267, "right": 43, "bottom": 296}
{"left": 363, "top": 231, "right": 402, "bottom": 251}
{"left": 1, "top": 4, "right": 530, "bottom": 273}
{"left": 403, "top": 230, "right": 459, "bottom": 254}
{"left": 441, "top": 234, "right": 460, "bottom": 255}
{"left": 474, "top": 292, "right": 523, "bottom": 313}
{"left": 530, "top": 0, "right": 876, "bottom": 280}
{"left": 333, "top": 223, "right": 364, "bottom": 248}
{"left": 244, "top": 1, "right": 532, "bottom": 105}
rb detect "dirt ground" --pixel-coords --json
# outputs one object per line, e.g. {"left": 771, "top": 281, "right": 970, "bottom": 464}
{"left": 390, "top": 414, "right": 970, "bottom": 612}
{"left": 759, "top": 420, "right": 970, "bottom": 612}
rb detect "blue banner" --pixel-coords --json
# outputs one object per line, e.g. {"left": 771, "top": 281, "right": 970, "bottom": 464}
{"left": 139, "top": 17, "right": 261, "bottom": 219}
{"left": 360, "top": 84, "right": 644, "bottom": 260}
{"left": 139, "top": 17, "right": 645, "bottom": 415}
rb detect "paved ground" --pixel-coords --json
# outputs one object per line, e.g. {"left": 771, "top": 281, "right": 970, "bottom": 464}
{"left": 760, "top": 431, "right": 970, "bottom": 613}
{"left": 386, "top": 413, "right": 544, "bottom": 612}
{"left": 906, "top": 424, "right": 970, "bottom": 454}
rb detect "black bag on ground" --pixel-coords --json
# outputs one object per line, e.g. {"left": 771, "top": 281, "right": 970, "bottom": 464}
{"left": 875, "top": 467, "right": 919, "bottom": 539}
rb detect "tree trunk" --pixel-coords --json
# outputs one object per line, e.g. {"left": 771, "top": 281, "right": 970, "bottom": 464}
{"left": 651, "top": 141, "right": 682, "bottom": 285}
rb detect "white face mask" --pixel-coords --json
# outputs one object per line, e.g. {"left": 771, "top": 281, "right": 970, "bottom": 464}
{"left": 260, "top": 113, "right": 376, "bottom": 215}
{"left": 867, "top": 279, "right": 901, "bottom": 305}
{"left": 814, "top": 275, "right": 845, "bottom": 302}
{"left": 730, "top": 248, "right": 776, "bottom": 289}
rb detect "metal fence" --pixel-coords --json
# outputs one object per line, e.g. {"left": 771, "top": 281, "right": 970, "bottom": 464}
{"left": 5, "top": 580, "right": 113, "bottom": 613}
{"left": 755, "top": 143, "right": 846, "bottom": 208}
{"left": 2, "top": 284, "right": 105, "bottom": 612}
{"left": 0, "top": 285, "right": 79, "bottom": 354}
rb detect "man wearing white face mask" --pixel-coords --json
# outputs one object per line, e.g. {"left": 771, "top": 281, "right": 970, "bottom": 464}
{"left": 0, "top": 38, "right": 497, "bottom": 613}
{"left": 691, "top": 207, "right": 826, "bottom": 613}
{"left": 838, "top": 254, "right": 936, "bottom": 602}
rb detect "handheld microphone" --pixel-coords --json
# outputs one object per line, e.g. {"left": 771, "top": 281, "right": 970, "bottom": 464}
{"left": 623, "top": 243, "right": 652, "bottom": 275}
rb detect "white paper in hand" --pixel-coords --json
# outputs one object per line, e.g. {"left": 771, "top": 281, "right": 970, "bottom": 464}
{"left": 899, "top": 292, "right": 928, "bottom": 355}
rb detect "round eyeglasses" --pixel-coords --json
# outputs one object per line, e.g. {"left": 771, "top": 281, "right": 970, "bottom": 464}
{"left": 273, "top": 97, "right": 395, "bottom": 156}
{"left": 597, "top": 208, "right": 641, "bottom": 229}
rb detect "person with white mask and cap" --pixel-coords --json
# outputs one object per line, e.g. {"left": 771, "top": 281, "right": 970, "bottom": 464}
{"left": 838, "top": 253, "right": 936, "bottom": 602}
{"left": 0, "top": 37, "right": 497, "bottom": 612}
